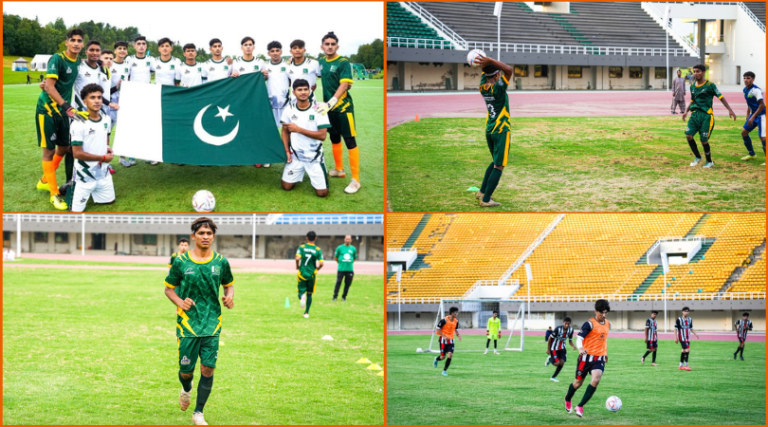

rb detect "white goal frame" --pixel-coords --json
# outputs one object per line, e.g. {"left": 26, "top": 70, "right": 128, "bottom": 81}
{"left": 423, "top": 298, "right": 525, "bottom": 353}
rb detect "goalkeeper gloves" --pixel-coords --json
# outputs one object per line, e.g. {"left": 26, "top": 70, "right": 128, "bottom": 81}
{"left": 315, "top": 96, "right": 338, "bottom": 115}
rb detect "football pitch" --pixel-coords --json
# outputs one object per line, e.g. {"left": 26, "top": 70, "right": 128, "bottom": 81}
{"left": 387, "top": 117, "right": 766, "bottom": 212}
{"left": 386, "top": 334, "right": 765, "bottom": 425}
{"left": 2, "top": 266, "right": 384, "bottom": 425}
{"left": 2, "top": 80, "right": 383, "bottom": 212}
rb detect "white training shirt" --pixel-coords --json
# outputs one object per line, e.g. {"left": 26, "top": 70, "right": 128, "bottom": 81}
{"left": 176, "top": 61, "right": 207, "bottom": 88}
{"left": 128, "top": 54, "right": 155, "bottom": 83}
{"left": 232, "top": 56, "right": 266, "bottom": 75}
{"left": 154, "top": 57, "right": 183, "bottom": 86}
{"left": 287, "top": 57, "right": 321, "bottom": 103}
{"left": 204, "top": 58, "right": 232, "bottom": 81}
{"left": 280, "top": 102, "right": 331, "bottom": 163}
{"left": 110, "top": 58, "right": 131, "bottom": 102}
{"left": 70, "top": 113, "right": 112, "bottom": 182}
{"left": 265, "top": 59, "right": 291, "bottom": 109}
{"left": 73, "top": 62, "right": 111, "bottom": 110}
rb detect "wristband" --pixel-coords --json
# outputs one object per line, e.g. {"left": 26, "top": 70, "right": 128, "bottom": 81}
{"left": 61, "top": 102, "right": 73, "bottom": 112}
{"left": 102, "top": 155, "right": 107, "bottom": 162}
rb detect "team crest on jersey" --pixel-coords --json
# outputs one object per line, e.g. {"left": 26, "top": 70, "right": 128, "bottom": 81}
{"left": 170, "top": 65, "right": 175, "bottom": 70}
{"left": 281, "top": 67, "right": 286, "bottom": 72}
{"left": 309, "top": 115, "right": 315, "bottom": 120}
{"left": 224, "top": 66, "right": 228, "bottom": 70}
{"left": 198, "top": 68, "right": 202, "bottom": 72}
{"left": 185, "top": 267, "right": 195, "bottom": 275}
{"left": 66, "top": 68, "right": 73, "bottom": 74}
{"left": 330, "top": 66, "right": 337, "bottom": 72}
{"left": 255, "top": 65, "right": 260, "bottom": 70}
{"left": 181, "top": 356, "right": 191, "bottom": 365}
{"left": 88, "top": 128, "right": 96, "bottom": 135}
{"left": 104, "top": 123, "right": 108, "bottom": 129}
{"left": 212, "top": 265, "right": 221, "bottom": 276}
{"left": 146, "top": 61, "right": 150, "bottom": 66}
{"left": 288, "top": 170, "right": 294, "bottom": 175}
{"left": 303, "top": 68, "right": 308, "bottom": 74}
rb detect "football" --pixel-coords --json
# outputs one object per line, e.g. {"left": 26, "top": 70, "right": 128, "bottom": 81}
{"left": 466, "top": 48, "right": 486, "bottom": 68}
{"left": 605, "top": 396, "right": 622, "bottom": 412}
{"left": 192, "top": 190, "right": 216, "bottom": 212}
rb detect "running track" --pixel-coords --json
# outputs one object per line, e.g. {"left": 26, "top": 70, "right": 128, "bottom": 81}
{"left": 387, "top": 329, "right": 765, "bottom": 342}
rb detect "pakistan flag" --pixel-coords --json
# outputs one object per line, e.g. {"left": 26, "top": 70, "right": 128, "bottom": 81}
{"left": 113, "top": 72, "right": 286, "bottom": 165}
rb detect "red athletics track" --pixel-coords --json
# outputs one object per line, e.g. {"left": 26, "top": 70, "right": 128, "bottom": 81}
{"left": 3, "top": 253, "right": 384, "bottom": 275}
{"left": 387, "top": 329, "right": 765, "bottom": 342}
{"left": 386, "top": 88, "right": 748, "bottom": 129}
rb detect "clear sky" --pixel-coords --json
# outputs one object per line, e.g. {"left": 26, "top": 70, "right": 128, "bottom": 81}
{"left": 3, "top": 1, "right": 384, "bottom": 57}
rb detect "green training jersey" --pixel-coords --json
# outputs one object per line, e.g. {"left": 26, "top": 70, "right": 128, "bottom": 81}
{"left": 487, "top": 317, "right": 501, "bottom": 335}
{"left": 319, "top": 56, "right": 354, "bottom": 113}
{"left": 480, "top": 73, "right": 511, "bottom": 134}
{"left": 689, "top": 80, "right": 723, "bottom": 114}
{"left": 36, "top": 52, "right": 81, "bottom": 115}
{"left": 296, "top": 243, "right": 323, "bottom": 279}
{"left": 334, "top": 244, "right": 357, "bottom": 272}
{"left": 165, "top": 251, "right": 234, "bottom": 338}
{"left": 168, "top": 251, "right": 183, "bottom": 267}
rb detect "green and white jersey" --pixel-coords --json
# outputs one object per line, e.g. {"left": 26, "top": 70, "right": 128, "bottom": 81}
{"left": 110, "top": 58, "right": 131, "bottom": 102}
{"left": 154, "top": 57, "right": 182, "bottom": 86}
{"left": 36, "top": 52, "right": 81, "bottom": 115}
{"left": 265, "top": 59, "right": 290, "bottom": 108}
{"left": 287, "top": 57, "right": 321, "bottom": 102}
{"left": 74, "top": 62, "right": 110, "bottom": 110}
{"left": 487, "top": 317, "right": 501, "bottom": 335}
{"left": 232, "top": 56, "right": 266, "bottom": 75}
{"left": 689, "top": 80, "right": 723, "bottom": 114}
{"left": 176, "top": 62, "right": 207, "bottom": 88}
{"left": 480, "top": 73, "right": 511, "bottom": 134}
{"left": 280, "top": 103, "right": 331, "bottom": 163}
{"left": 204, "top": 58, "right": 232, "bottom": 81}
{"left": 127, "top": 54, "right": 155, "bottom": 83}
{"left": 165, "top": 251, "right": 234, "bottom": 338}
{"left": 334, "top": 244, "right": 357, "bottom": 272}
{"left": 69, "top": 113, "right": 112, "bottom": 183}
{"left": 296, "top": 243, "right": 323, "bottom": 279}
{"left": 319, "top": 55, "right": 354, "bottom": 113}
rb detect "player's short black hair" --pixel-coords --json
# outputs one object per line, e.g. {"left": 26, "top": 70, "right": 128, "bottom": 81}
{"left": 290, "top": 39, "right": 305, "bottom": 49}
{"left": 743, "top": 71, "right": 756, "bottom": 79}
{"left": 209, "top": 38, "right": 222, "bottom": 47}
{"left": 682, "top": 306, "right": 690, "bottom": 312}
{"left": 449, "top": 307, "right": 459, "bottom": 315}
{"left": 241, "top": 36, "right": 255, "bottom": 46}
{"left": 693, "top": 64, "right": 706, "bottom": 72}
{"left": 267, "top": 41, "right": 282, "bottom": 51}
{"left": 492, "top": 310, "right": 499, "bottom": 315}
{"left": 306, "top": 231, "right": 317, "bottom": 241}
{"left": 292, "top": 79, "right": 310, "bottom": 90}
{"left": 743, "top": 312, "right": 750, "bottom": 317}
{"left": 482, "top": 63, "right": 499, "bottom": 76}
{"left": 101, "top": 49, "right": 114, "bottom": 56}
{"left": 594, "top": 299, "right": 611, "bottom": 313}
{"left": 322, "top": 31, "right": 338, "bottom": 43}
{"left": 80, "top": 83, "right": 104, "bottom": 100}
{"left": 86, "top": 40, "right": 101, "bottom": 49}
{"left": 178, "top": 238, "right": 189, "bottom": 244}
{"left": 651, "top": 310, "right": 659, "bottom": 315}
{"left": 134, "top": 35, "right": 147, "bottom": 43}
{"left": 158, "top": 37, "right": 173, "bottom": 47}
{"left": 563, "top": 316, "right": 572, "bottom": 323}
{"left": 114, "top": 41, "right": 128, "bottom": 49}
{"left": 183, "top": 43, "right": 196, "bottom": 52}
{"left": 191, "top": 217, "right": 217, "bottom": 235}
{"left": 66, "top": 28, "right": 84, "bottom": 40}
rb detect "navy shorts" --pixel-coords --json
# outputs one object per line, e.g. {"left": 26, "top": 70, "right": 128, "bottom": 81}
{"left": 575, "top": 354, "right": 606, "bottom": 380}
{"left": 680, "top": 340, "right": 690, "bottom": 350}
{"left": 440, "top": 339, "right": 455, "bottom": 356}
{"left": 551, "top": 349, "right": 567, "bottom": 364}
{"left": 738, "top": 336, "right": 746, "bottom": 344}
{"left": 646, "top": 340, "right": 658, "bottom": 350}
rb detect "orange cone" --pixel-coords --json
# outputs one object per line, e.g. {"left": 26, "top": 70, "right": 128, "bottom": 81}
{"left": 415, "top": 114, "right": 420, "bottom": 122}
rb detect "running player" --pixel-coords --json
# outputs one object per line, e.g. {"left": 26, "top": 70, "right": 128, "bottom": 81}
{"left": 734, "top": 312, "right": 753, "bottom": 361}
{"left": 485, "top": 310, "right": 501, "bottom": 355}
{"left": 155, "top": 38, "right": 183, "bottom": 86}
{"left": 474, "top": 54, "right": 514, "bottom": 208}
{"left": 164, "top": 217, "right": 234, "bottom": 426}
{"left": 317, "top": 32, "right": 361, "bottom": 194}
{"left": 169, "top": 238, "right": 190, "bottom": 267}
{"left": 287, "top": 39, "right": 321, "bottom": 104}
{"left": 204, "top": 38, "right": 232, "bottom": 81}
{"left": 674, "top": 306, "right": 699, "bottom": 370}
{"left": 433, "top": 306, "right": 461, "bottom": 376}
{"left": 740, "top": 72, "right": 766, "bottom": 165}
{"left": 35, "top": 28, "right": 84, "bottom": 211}
{"left": 641, "top": 310, "right": 659, "bottom": 366}
{"left": 564, "top": 300, "right": 610, "bottom": 418}
{"left": 682, "top": 64, "right": 736, "bottom": 168}
{"left": 176, "top": 44, "right": 207, "bottom": 88}
{"left": 281, "top": 79, "right": 331, "bottom": 197}
{"left": 296, "top": 231, "right": 324, "bottom": 318}
{"left": 546, "top": 317, "right": 576, "bottom": 382}
{"left": 111, "top": 41, "right": 134, "bottom": 168}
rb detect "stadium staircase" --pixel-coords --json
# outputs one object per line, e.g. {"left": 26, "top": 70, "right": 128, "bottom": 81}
{"left": 689, "top": 241, "right": 714, "bottom": 263}
{"left": 632, "top": 265, "right": 664, "bottom": 295}
{"left": 548, "top": 12, "right": 594, "bottom": 48}
{"left": 387, "top": 2, "right": 452, "bottom": 49}
{"left": 686, "top": 213, "right": 711, "bottom": 237}
{"left": 720, "top": 239, "right": 766, "bottom": 293}
{"left": 403, "top": 214, "right": 432, "bottom": 249}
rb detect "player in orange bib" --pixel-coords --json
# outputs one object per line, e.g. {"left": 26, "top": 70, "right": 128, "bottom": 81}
{"left": 564, "top": 299, "right": 611, "bottom": 418}
{"left": 432, "top": 306, "right": 462, "bottom": 376}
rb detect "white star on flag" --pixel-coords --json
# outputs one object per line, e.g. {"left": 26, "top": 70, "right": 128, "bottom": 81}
{"left": 215, "top": 105, "right": 234, "bottom": 122}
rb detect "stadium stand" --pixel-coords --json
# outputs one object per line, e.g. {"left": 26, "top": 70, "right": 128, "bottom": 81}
{"left": 388, "top": 2, "right": 451, "bottom": 48}
{"left": 730, "top": 258, "right": 766, "bottom": 293}
{"left": 387, "top": 214, "right": 425, "bottom": 248}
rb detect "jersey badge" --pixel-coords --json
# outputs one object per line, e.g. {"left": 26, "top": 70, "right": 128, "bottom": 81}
{"left": 212, "top": 265, "right": 221, "bottom": 276}
{"left": 181, "top": 356, "right": 191, "bottom": 365}
{"left": 184, "top": 267, "right": 195, "bottom": 275}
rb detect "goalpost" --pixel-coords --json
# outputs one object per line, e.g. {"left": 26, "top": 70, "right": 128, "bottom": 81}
{"left": 421, "top": 299, "right": 526, "bottom": 353}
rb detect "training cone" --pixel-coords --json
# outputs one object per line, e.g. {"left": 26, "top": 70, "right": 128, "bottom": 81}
{"left": 366, "top": 363, "right": 383, "bottom": 371}
{"left": 285, "top": 297, "right": 291, "bottom": 308}
{"left": 356, "top": 358, "right": 372, "bottom": 364}
{"left": 377, "top": 371, "right": 384, "bottom": 377}
{"left": 415, "top": 114, "right": 420, "bottom": 122}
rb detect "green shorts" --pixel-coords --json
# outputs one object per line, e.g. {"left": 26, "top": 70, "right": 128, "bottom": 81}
{"left": 178, "top": 336, "right": 219, "bottom": 373}
{"left": 297, "top": 272, "right": 317, "bottom": 294}
{"left": 328, "top": 111, "right": 357, "bottom": 139}
{"left": 486, "top": 132, "right": 511, "bottom": 166}
{"left": 685, "top": 110, "right": 715, "bottom": 142}
{"left": 35, "top": 111, "right": 70, "bottom": 150}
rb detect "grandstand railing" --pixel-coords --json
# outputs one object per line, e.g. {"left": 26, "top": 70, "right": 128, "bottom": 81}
{"left": 2, "top": 214, "right": 269, "bottom": 225}
{"left": 739, "top": 2, "right": 766, "bottom": 32}
{"left": 387, "top": 37, "right": 456, "bottom": 50}
{"left": 387, "top": 248, "right": 418, "bottom": 253}
{"left": 641, "top": 2, "right": 701, "bottom": 57}
{"left": 462, "top": 279, "right": 521, "bottom": 299}
{"left": 387, "top": 291, "right": 765, "bottom": 304}
{"left": 272, "top": 214, "right": 383, "bottom": 225}
{"left": 402, "top": 2, "right": 468, "bottom": 50}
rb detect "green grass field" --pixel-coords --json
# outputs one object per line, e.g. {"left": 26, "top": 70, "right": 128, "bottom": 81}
{"left": 3, "top": 56, "right": 37, "bottom": 85}
{"left": 387, "top": 117, "right": 766, "bottom": 212}
{"left": 3, "top": 266, "right": 384, "bottom": 425}
{"left": 2, "top": 80, "right": 383, "bottom": 212}
{"left": 386, "top": 334, "right": 765, "bottom": 425}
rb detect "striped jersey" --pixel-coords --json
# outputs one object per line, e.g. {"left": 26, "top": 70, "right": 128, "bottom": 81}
{"left": 549, "top": 325, "right": 573, "bottom": 351}
{"left": 645, "top": 317, "right": 658, "bottom": 341}
{"left": 675, "top": 316, "right": 694, "bottom": 342}
{"left": 735, "top": 319, "right": 753, "bottom": 340}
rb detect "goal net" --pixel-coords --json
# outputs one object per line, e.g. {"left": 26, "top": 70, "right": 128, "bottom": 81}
{"left": 422, "top": 299, "right": 525, "bottom": 353}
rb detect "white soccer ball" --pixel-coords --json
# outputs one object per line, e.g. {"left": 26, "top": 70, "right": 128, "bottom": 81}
{"left": 466, "top": 49, "right": 486, "bottom": 68}
{"left": 605, "top": 396, "right": 622, "bottom": 412}
{"left": 416, "top": 348, "right": 423, "bottom": 353}
{"left": 192, "top": 190, "right": 216, "bottom": 212}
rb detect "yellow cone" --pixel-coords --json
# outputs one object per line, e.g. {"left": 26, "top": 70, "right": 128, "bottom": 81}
{"left": 377, "top": 371, "right": 384, "bottom": 377}
{"left": 366, "top": 363, "right": 383, "bottom": 371}
{"left": 356, "top": 358, "right": 372, "bottom": 364}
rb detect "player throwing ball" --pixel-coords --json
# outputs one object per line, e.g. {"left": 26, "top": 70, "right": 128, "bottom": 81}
{"left": 473, "top": 54, "right": 513, "bottom": 207}
{"left": 433, "top": 307, "right": 461, "bottom": 376}
{"left": 164, "top": 217, "right": 234, "bottom": 426}
{"left": 564, "top": 300, "right": 611, "bottom": 418}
